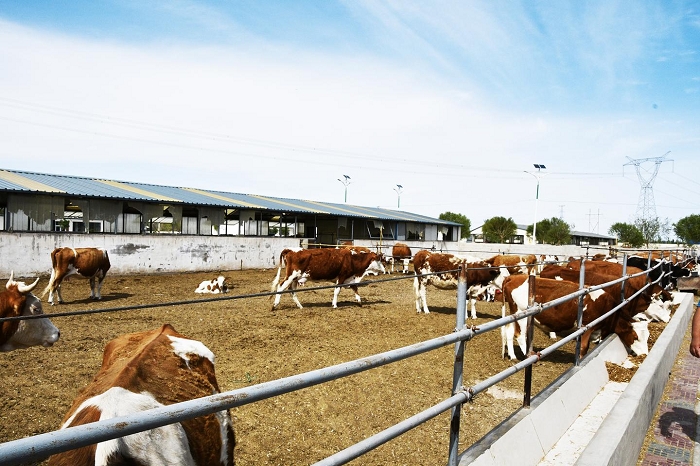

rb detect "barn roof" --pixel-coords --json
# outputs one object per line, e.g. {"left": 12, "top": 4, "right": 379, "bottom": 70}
{"left": 0, "top": 168, "right": 458, "bottom": 225}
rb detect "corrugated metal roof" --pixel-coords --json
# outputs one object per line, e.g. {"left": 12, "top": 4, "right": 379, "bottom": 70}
{"left": 0, "top": 168, "right": 458, "bottom": 225}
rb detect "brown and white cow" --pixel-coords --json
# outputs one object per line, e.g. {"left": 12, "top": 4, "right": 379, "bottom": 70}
{"left": 1, "top": 272, "right": 60, "bottom": 352}
{"left": 43, "top": 247, "right": 111, "bottom": 305}
{"left": 195, "top": 276, "right": 232, "bottom": 294}
{"left": 413, "top": 250, "right": 505, "bottom": 318}
{"left": 565, "top": 260, "right": 672, "bottom": 305}
{"left": 500, "top": 274, "right": 649, "bottom": 360}
{"left": 485, "top": 254, "right": 538, "bottom": 275}
{"left": 388, "top": 243, "right": 412, "bottom": 274}
{"left": 270, "top": 248, "right": 385, "bottom": 309}
{"left": 47, "top": 324, "right": 235, "bottom": 466}
{"left": 338, "top": 241, "right": 372, "bottom": 253}
{"left": 539, "top": 263, "right": 661, "bottom": 321}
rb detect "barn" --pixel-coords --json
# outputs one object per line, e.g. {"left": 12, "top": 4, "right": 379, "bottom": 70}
{"left": 0, "top": 168, "right": 461, "bottom": 276}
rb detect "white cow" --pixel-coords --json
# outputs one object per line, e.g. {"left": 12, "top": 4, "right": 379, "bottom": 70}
{"left": 195, "top": 276, "right": 232, "bottom": 294}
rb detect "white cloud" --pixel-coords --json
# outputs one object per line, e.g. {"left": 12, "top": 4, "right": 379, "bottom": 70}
{"left": 0, "top": 12, "right": 699, "bottom": 236}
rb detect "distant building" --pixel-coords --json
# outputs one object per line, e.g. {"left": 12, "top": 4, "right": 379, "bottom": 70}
{"left": 468, "top": 224, "right": 617, "bottom": 246}
{"left": 0, "top": 168, "right": 462, "bottom": 245}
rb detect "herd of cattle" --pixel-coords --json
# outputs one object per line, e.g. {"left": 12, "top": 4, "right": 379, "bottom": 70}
{"left": 267, "top": 243, "right": 695, "bottom": 363}
{"left": 1, "top": 243, "right": 696, "bottom": 465}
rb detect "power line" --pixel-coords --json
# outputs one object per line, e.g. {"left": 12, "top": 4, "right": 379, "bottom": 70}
{"left": 0, "top": 96, "right": 628, "bottom": 180}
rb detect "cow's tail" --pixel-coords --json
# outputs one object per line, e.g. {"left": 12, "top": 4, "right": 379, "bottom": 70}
{"left": 270, "top": 266, "right": 282, "bottom": 294}
{"left": 270, "top": 250, "right": 289, "bottom": 295}
{"left": 41, "top": 248, "right": 59, "bottom": 298}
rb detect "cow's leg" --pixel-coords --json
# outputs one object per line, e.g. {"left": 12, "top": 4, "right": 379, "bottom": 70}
{"left": 413, "top": 277, "right": 429, "bottom": 313}
{"left": 502, "top": 322, "right": 517, "bottom": 360}
{"left": 332, "top": 284, "right": 342, "bottom": 308}
{"left": 290, "top": 281, "right": 303, "bottom": 309}
{"left": 515, "top": 316, "right": 528, "bottom": 357}
{"left": 55, "top": 283, "right": 64, "bottom": 305}
{"left": 89, "top": 277, "right": 97, "bottom": 299}
{"left": 272, "top": 271, "right": 301, "bottom": 310}
{"left": 47, "top": 269, "right": 68, "bottom": 305}
{"left": 402, "top": 259, "right": 409, "bottom": 274}
{"left": 469, "top": 297, "right": 478, "bottom": 319}
{"left": 47, "top": 283, "right": 59, "bottom": 305}
{"left": 95, "top": 274, "right": 106, "bottom": 300}
{"left": 351, "top": 284, "right": 361, "bottom": 304}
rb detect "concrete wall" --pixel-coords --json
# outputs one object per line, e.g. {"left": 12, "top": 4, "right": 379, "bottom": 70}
{"left": 0, "top": 232, "right": 611, "bottom": 278}
{"left": 0, "top": 232, "right": 302, "bottom": 277}
{"left": 457, "top": 292, "right": 695, "bottom": 466}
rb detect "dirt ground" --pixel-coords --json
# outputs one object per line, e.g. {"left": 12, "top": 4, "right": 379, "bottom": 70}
{"left": 0, "top": 267, "right": 664, "bottom": 466}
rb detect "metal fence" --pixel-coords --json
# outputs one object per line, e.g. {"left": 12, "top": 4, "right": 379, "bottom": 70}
{"left": 0, "top": 250, "right": 686, "bottom": 465}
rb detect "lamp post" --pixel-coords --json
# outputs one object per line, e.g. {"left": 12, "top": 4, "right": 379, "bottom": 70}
{"left": 393, "top": 184, "right": 403, "bottom": 208}
{"left": 338, "top": 175, "right": 351, "bottom": 203}
{"left": 525, "top": 164, "right": 547, "bottom": 244}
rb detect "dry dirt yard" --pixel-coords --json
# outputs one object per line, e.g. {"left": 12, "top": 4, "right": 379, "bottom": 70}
{"left": 0, "top": 267, "right": 663, "bottom": 466}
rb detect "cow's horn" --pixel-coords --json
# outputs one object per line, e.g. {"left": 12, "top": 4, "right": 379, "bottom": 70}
{"left": 6, "top": 270, "right": 14, "bottom": 290}
{"left": 17, "top": 277, "right": 40, "bottom": 294}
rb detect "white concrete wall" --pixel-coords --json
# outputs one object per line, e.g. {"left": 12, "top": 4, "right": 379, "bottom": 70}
{"left": 0, "top": 232, "right": 609, "bottom": 278}
{"left": 0, "top": 232, "right": 301, "bottom": 277}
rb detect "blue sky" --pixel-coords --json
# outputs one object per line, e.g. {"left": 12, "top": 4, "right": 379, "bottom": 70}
{"left": 1, "top": 1, "right": 699, "bottom": 238}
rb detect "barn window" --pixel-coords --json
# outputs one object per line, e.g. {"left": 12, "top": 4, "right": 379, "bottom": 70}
{"left": 406, "top": 223, "right": 424, "bottom": 241}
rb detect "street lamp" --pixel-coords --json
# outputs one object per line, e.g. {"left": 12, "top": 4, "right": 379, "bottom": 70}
{"left": 525, "top": 164, "right": 547, "bottom": 244}
{"left": 338, "top": 174, "right": 351, "bottom": 203}
{"left": 393, "top": 184, "right": 403, "bottom": 208}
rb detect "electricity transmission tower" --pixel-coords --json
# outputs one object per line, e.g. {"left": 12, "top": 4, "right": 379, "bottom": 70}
{"left": 623, "top": 151, "right": 672, "bottom": 236}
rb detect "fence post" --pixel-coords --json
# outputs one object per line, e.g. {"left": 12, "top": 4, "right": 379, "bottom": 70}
{"left": 523, "top": 273, "right": 536, "bottom": 407}
{"left": 448, "top": 264, "right": 468, "bottom": 466}
{"left": 574, "top": 258, "right": 586, "bottom": 365}
{"left": 621, "top": 252, "right": 628, "bottom": 304}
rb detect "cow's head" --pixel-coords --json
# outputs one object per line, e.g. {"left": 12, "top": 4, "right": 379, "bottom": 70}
{"left": 617, "top": 314, "right": 650, "bottom": 356}
{"left": 1, "top": 272, "right": 60, "bottom": 352}
{"left": 219, "top": 276, "right": 233, "bottom": 293}
{"left": 364, "top": 252, "right": 386, "bottom": 276}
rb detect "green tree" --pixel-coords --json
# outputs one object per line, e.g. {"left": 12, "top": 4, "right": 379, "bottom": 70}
{"left": 527, "top": 218, "right": 571, "bottom": 245}
{"left": 439, "top": 212, "right": 471, "bottom": 239}
{"left": 543, "top": 218, "right": 572, "bottom": 245}
{"left": 634, "top": 217, "right": 661, "bottom": 246}
{"left": 608, "top": 222, "right": 645, "bottom": 248}
{"left": 481, "top": 216, "right": 517, "bottom": 243}
{"left": 674, "top": 214, "right": 700, "bottom": 244}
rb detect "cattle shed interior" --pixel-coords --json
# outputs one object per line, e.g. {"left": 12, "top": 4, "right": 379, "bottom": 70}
{"left": 0, "top": 168, "right": 461, "bottom": 245}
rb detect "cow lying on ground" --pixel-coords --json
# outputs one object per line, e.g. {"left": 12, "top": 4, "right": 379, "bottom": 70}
{"left": 1, "top": 272, "right": 60, "bottom": 352}
{"left": 47, "top": 324, "right": 235, "bottom": 466}
{"left": 195, "top": 276, "right": 232, "bottom": 294}
{"left": 43, "top": 247, "right": 111, "bottom": 305}
{"left": 270, "top": 248, "right": 385, "bottom": 309}
{"left": 413, "top": 250, "right": 506, "bottom": 318}
{"left": 500, "top": 274, "right": 649, "bottom": 360}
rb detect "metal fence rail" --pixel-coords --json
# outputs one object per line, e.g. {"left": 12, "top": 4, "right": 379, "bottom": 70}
{"left": 0, "top": 250, "right": 687, "bottom": 465}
